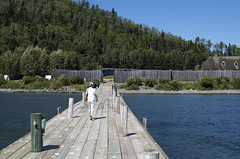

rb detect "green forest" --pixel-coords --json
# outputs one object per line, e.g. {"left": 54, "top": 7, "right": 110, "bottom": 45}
{"left": 1, "top": 0, "right": 240, "bottom": 79}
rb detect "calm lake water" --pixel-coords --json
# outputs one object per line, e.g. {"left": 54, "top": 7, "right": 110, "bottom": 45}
{"left": 0, "top": 93, "right": 82, "bottom": 150}
{"left": 1, "top": 93, "right": 240, "bottom": 159}
{"left": 122, "top": 94, "right": 240, "bottom": 159}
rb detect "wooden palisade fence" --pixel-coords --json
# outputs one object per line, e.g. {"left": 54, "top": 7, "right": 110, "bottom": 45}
{"left": 52, "top": 69, "right": 240, "bottom": 83}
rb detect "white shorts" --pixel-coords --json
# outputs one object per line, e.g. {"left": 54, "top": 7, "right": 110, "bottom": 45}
{"left": 88, "top": 101, "right": 95, "bottom": 112}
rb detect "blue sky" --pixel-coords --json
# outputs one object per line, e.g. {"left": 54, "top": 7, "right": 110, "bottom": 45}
{"left": 84, "top": 0, "right": 240, "bottom": 47}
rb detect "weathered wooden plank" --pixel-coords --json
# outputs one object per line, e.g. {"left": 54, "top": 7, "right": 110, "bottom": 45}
{"left": 63, "top": 96, "right": 104, "bottom": 159}
{"left": 75, "top": 95, "right": 105, "bottom": 158}
{"left": 125, "top": 112, "right": 146, "bottom": 156}
{"left": 108, "top": 139, "right": 121, "bottom": 154}
{"left": 94, "top": 99, "right": 108, "bottom": 159}
{"left": 108, "top": 96, "right": 122, "bottom": 159}
{"left": 53, "top": 139, "right": 75, "bottom": 159}
{"left": 35, "top": 110, "right": 86, "bottom": 159}
{"left": 50, "top": 112, "right": 88, "bottom": 159}
{"left": 0, "top": 135, "right": 30, "bottom": 159}
{"left": 21, "top": 111, "right": 74, "bottom": 158}
{"left": 78, "top": 139, "right": 97, "bottom": 159}
{"left": 119, "top": 136, "right": 137, "bottom": 159}
{"left": 7, "top": 141, "right": 31, "bottom": 159}
{"left": 63, "top": 125, "right": 90, "bottom": 159}
{"left": 115, "top": 113, "right": 137, "bottom": 159}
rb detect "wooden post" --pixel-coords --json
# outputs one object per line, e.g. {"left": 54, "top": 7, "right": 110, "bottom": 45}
{"left": 31, "top": 113, "right": 43, "bottom": 152}
{"left": 113, "top": 87, "right": 116, "bottom": 104}
{"left": 68, "top": 98, "right": 74, "bottom": 118}
{"left": 120, "top": 104, "right": 123, "bottom": 133}
{"left": 116, "top": 96, "right": 120, "bottom": 114}
{"left": 114, "top": 86, "right": 117, "bottom": 103}
{"left": 122, "top": 106, "right": 128, "bottom": 136}
{"left": 143, "top": 117, "right": 147, "bottom": 130}
{"left": 111, "top": 82, "right": 113, "bottom": 94}
{"left": 114, "top": 86, "right": 118, "bottom": 96}
{"left": 57, "top": 107, "right": 61, "bottom": 114}
{"left": 82, "top": 92, "right": 85, "bottom": 101}
{"left": 139, "top": 150, "right": 159, "bottom": 159}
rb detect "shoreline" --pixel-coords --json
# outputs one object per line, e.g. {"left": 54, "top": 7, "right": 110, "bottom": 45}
{"left": 118, "top": 89, "right": 240, "bottom": 94}
{"left": 0, "top": 88, "right": 81, "bottom": 94}
{"left": 1, "top": 88, "right": 240, "bottom": 94}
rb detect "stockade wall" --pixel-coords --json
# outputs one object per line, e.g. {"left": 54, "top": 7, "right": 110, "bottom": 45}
{"left": 114, "top": 69, "right": 171, "bottom": 83}
{"left": 52, "top": 69, "right": 103, "bottom": 82}
{"left": 114, "top": 69, "right": 240, "bottom": 82}
{"left": 52, "top": 69, "right": 240, "bottom": 83}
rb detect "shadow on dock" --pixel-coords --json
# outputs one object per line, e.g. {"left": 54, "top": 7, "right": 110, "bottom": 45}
{"left": 93, "top": 116, "right": 106, "bottom": 120}
{"left": 126, "top": 133, "right": 137, "bottom": 136}
{"left": 42, "top": 145, "right": 59, "bottom": 151}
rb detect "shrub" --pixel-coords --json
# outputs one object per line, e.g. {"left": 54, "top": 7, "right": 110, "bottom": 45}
{"left": 231, "top": 78, "right": 240, "bottom": 89}
{"left": 156, "top": 79, "right": 182, "bottom": 90}
{"left": 0, "top": 81, "right": 21, "bottom": 89}
{"left": 145, "top": 79, "right": 155, "bottom": 87}
{"left": 212, "top": 77, "right": 230, "bottom": 90}
{"left": 159, "top": 78, "right": 171, "bottom": 84}
{"left": 198, "top": 75, "right": 213, "bottom": 90}
{"left": 34, "top": 75, "right": 45, "bottom": 82}
{"left": 31, "top": 80, "right": 50, "bottom": 89}
{"left": 126, "top": 84, "right": 139, "bottom": 90}
{"left": 92, "top": 78, "right": 100, "bottom": 88}
{"left": 73, "top": 85, "right": 85, "bottom": 91}
{"left": 0, "top": 74, "right": 7, "bottom": 86}
{"left": 50, "top": 78, "right": 63, "bottom": 90}
{"left": 119, "top": 84, "right": 127, "bottom": 89}
{"left": 126, "top": 77, "right": 142, "bottom": 87}
{"left": 59, "top": 74, "right": 70, "bottom": 86}
{"left": 70, "top": 76, "right": 84, "bottom": 85}
{"left": 22, "top": 76, "right": 35, "bottom": 85}
{"left": 183, "top": 82, "right": 196, "bottom": 90}
{"left": 156, "top": 78, "right": 171, "bottom": 90}
{"left": 169, "top": 80, "right": 183, "bottom": 90}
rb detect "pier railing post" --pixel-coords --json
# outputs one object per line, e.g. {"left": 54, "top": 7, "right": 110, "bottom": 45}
{"left": 143, "top": 117, "right": 147, "bottom": 130}
{"left": 31, "top": 113, "right": 43, "bottom": 152}
{"left": 121, "top": 105, "right": 128, "bottom": 136}
{"left": 114, "top": 86, "right": 117, "bottom": 102}
{"left": 68, "top": 98, "right": 74, "bottom": 118}
{"left": 116, "top": 96, "right": 120, "bottom": 114}
{"left": 123, "top": 106, "right": 128, "bottom": 136}
{"left": 120, "top": 104, "right": 123, "bottom": 133}
{"left": 113, "top": 86, "right": 116, "bottom": 106}
{"left": 82, "top": 92, "right": 85, "bottom": 101}
{"left": 57, "top": 107, "right": 61, "bottom": 114}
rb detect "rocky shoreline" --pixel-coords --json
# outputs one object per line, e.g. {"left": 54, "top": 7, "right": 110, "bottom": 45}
{"left": 1, "top": 87, "right": 240, "bottom": 94}
{"left": 0, "top": 88, "right": 81, "bottom": 94}
{"left": 118, "top": 88, "right": 240, "bottom": 94}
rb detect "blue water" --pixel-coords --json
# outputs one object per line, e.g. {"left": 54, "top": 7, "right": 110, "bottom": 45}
{"left": 122, "top": 94, "right": 240, "bottom": 159}
{"left": 0, "top": 93, "right": 82, "bottom": 150}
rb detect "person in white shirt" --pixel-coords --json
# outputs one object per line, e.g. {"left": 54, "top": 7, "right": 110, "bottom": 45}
{"left": 85, "top": 82, "right": 98, "bottom": 120}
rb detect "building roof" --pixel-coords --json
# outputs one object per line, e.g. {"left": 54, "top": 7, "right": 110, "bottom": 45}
{"left": 201, "top": 56, "right": 240, "bottom": 70}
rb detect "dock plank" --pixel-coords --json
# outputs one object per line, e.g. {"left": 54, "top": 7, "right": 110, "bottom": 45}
{"left": 94, "top": 99, "right": 108, "bottom": 159}
{"left": 108, "top": 96, "right": 122, "bottom": 159}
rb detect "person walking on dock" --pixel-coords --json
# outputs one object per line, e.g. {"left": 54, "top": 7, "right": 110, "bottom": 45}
{"left": 85, "top": 82, "right": 98, "bottom": 120}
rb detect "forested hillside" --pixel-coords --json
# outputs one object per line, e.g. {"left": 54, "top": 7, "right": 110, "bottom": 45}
{"left": 0, "top": 0, "right": 239, "bottom": 79}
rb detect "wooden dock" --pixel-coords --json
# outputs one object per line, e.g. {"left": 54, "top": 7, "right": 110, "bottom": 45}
{"left": 0, "top": 83, "right": 168, "bottom": 159}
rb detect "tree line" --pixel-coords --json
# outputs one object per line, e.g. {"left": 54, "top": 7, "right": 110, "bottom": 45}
{"left": 0, "top": 0, "right": 240, "bottom": 79}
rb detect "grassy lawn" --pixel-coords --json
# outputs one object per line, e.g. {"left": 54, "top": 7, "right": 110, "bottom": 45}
{"left": 103, "top": 75, "right": 114, "bottom": 83}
